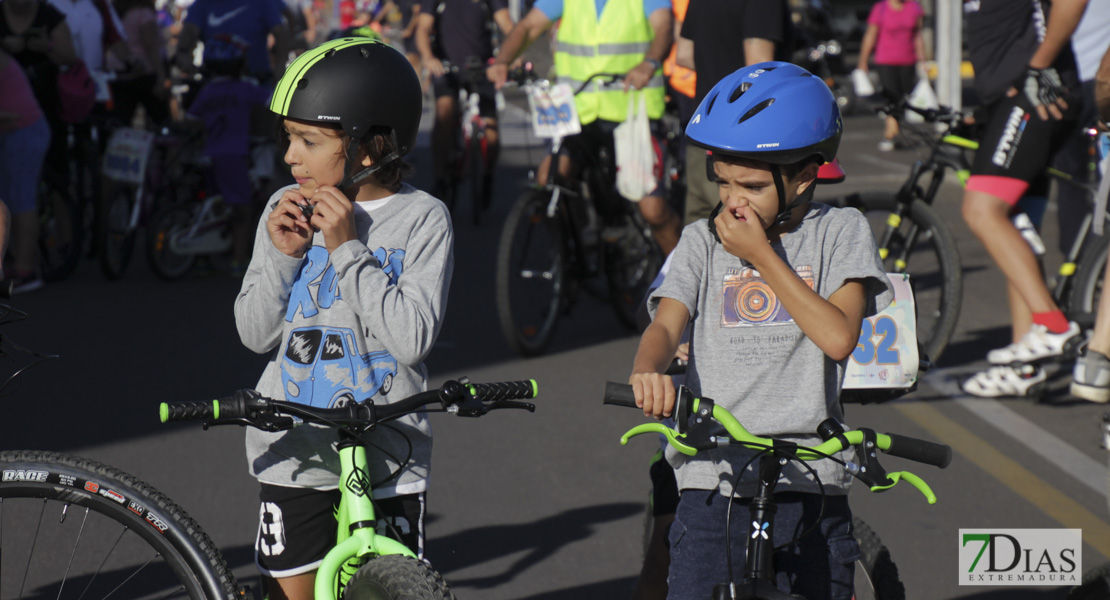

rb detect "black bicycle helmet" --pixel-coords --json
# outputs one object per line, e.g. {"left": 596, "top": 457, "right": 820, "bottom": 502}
{"left": 270, "top": 37, "right": 421, "bottom": 187}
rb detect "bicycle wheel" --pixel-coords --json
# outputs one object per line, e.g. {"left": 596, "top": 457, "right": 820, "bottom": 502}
{"left": 469, "top": 132, "right": 487, "bottom": 227}
{"left": 343, "top": 555, "right": 456, "bottom": 600}
{"left": 852, "top": 517, "right": 905, "bottom": 600}
{"left": 146, "top": 205, "right": 199, "bottom": 280}
{"left": 98, "top": 188, "right": 138, "bottom": 280}
{"left": 604, "top": 210, "right": 663, "bottom": 330}
{"left": 1067, "top": 233, "right": 1109, "bottom": 328}
{"left": 495, "top": 190, "right": 567, "bottom": 356}
{"left": 1068, "top": 561, "right": 1110, "bottom": 599}
{"left": 0, "top": 450, "right": 239, "bottom": 600}
{"left": 37, "top": 180, "right": 83, "bottom": 282}
{"left": 830, "top": 193, "right": 963, "bottom": 364}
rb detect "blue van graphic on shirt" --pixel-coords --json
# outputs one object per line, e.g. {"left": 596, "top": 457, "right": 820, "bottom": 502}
{"left": 281, "top": 326, "right": 398, "bottom": 408}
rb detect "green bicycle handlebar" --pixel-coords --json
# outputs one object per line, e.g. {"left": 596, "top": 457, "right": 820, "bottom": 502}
{"left": 604, "top": 381, "right": 950, "bottom": 502}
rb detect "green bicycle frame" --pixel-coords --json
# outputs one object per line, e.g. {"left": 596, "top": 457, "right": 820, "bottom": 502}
{"left": 315, "top": 441, "right": 415, "bottom": 600}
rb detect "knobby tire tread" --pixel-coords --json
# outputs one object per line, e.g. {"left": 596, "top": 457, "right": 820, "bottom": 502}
{"left": 0, "top": 449, "right": 239, "bottom": 600}
{"left": 853, "top": 517, "right": 905, "bottom": 600}
{"left": 343, "top": 555, "right": 456, "bottom": 600}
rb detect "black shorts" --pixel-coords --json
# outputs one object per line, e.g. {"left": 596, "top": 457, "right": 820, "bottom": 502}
{"left": 432, "top": 72, "right": 498, "bottom": 119}
{"left": 875, "top": 64, "right": 917, "bottom": 103}
{"left": 255, "top": 483, "right": 426, "bottom": 578}
{"left": 968, "top": 93, "right": 1078, "bottom": 205}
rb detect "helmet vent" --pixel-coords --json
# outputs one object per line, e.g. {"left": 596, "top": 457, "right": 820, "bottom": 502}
{"left": 297, "top": 79, "right": 308, "bottom": 90}
{"left": 738, "top": 98, "right": 775, "bottom": 124}
{"left": 360, "top": 47, "right": 370, "bottom": 58}
{"left": 728, "top": 82, "right": 752, "bottom": 103}
{"left": 705, "top": 92, "right": 718, "bottom": 115}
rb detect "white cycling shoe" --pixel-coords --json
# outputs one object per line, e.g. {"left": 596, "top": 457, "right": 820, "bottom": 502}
{"left": 1071, "top": 350, "right": 1110, "bottom": 403}
{"left": 962, "top": 365, "right": 1046, "bottom": 398}
{"left": 986, "top": 322, "right": 1081, "bottom": 365}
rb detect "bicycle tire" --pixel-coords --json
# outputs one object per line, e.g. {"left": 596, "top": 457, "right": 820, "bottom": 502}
{"left": 343, "top": 555, "right": 456, "bottom": 600}
{"left": 0, "top": 449, "right": 239, "bottom": 600}
{"left": 829, "top": 193, "right": 963, "bottom": 364}
{"left": 852, "top": 517, "right": 905, "bottom": 600}
{"left": 1067, "top": 233, "right": 1109, "bottom": 328}
{"left": 38, "top": 179, "right": 83, "bottom": 282}
{"left": 495, "top": 189, "right": 567, "bottom": 356}
{"left": 605, "top": 210, "right": 663, "bottom": 330}
{"left": 147, "top": 205, "right": 199, "bottom": 280}
{"left": 469, "top": 133, "right": 487, "bottom": 227}
{"left": 1068, "top": 561, "right": 1110, "bottom": 599}
{"left": 98, "top": 188, "right": 138, "bottom": 280}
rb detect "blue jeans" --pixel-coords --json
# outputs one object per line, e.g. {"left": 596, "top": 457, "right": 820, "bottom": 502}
{"left": 666, "top": 490, "right": 859, "bottom": 600}
{"left": 0, "top": 117, "right": 50, "bottom": 215}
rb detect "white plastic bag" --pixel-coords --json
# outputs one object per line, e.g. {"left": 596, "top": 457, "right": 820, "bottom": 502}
{"left": 851, "top": 68, "right": 875, "bottom": 97}
{"left": 614, "top": 92, "right": 656, "bottom": 201}
{"left": 904, "top": 77, "right": 938, "bottom": 124}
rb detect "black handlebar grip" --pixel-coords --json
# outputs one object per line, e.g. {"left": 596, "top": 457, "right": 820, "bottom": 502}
{"left": 470, "top": 380, "right": 538, "bottom": 402}
{"left": 160, "top": 400, "right": 219, "bottom": 423}
{"left": 603, "top": 381, "right": 639, "bottom": 409}
{"left": 883, "top": 433, "right": 952, "bottom": 469}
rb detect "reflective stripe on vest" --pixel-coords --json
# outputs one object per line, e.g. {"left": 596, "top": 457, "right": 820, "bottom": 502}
{"left": 553, "top": 0, "right": 665, "bottom": 124}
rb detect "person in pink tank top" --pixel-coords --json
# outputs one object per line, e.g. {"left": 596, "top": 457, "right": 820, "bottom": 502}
{"left": 0, "top": 47, "right": 50, "bottom": 293}
{"left": 856, "top": 0, "right": 925, "bottom": 151}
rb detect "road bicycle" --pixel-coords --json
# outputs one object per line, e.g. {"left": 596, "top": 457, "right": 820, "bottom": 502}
{"left": 0, "top": 374, "right": 539, "bottom": 599}
{"left": 495, "top": 69, "right": 664, "bottom": 356}
{"left": 603, "top": 381, "right": 951, "bottom": 599}
{"left": 438, "top": 59, "right": 497, "bottom": 226}
{"left": 99, "top": 123, "right": 208, "bottom": 280}
{"left": 824, "top": 100, "right": 1108, "bottom": 364}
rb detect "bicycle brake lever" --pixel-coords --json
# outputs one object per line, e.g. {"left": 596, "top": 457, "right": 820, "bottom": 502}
{"left": 621, "top": 423, "right": 697, "bottom": 456}
{"left": 489, "top": 400, "right": 535, "bottom": 412}
{"left": 872, "top": 471, "right": 937, "bottom": 504}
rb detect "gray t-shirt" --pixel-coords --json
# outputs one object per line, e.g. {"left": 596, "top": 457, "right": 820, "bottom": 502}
{"left": 649, "top": 201, "right": 892, "bottom": 498}
{"left": 235, "top": 183, "right": 454, "bottom": 496}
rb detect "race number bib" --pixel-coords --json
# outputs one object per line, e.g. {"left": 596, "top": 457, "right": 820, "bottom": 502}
{"left": 527, "top": 83, "right": 581, "bottom": 139}
{"left": 102, "top": 127, "right": 155, "bottom": 185}
{"left": 843, "top": 274, "right": 919, "bottom": 390}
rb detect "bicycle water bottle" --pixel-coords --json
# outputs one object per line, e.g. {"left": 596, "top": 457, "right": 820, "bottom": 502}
{"left": 1013, "top": 213, "right": 1045, "bottom": 256}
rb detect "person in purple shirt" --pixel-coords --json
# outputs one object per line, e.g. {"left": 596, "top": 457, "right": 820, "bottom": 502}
{"left": 174, "top": 0, "right": 288, "bottom": 84}
{"left": 186, "top": 34, "right": 271, "bottom": 270}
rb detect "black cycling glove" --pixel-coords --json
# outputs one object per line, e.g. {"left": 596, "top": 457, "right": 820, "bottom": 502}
{"left": 1015, "top": 66, "right": 1066, "bottom": 110}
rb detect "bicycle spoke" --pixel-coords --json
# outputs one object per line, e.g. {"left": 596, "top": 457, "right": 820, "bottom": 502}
{"left": 18, "top": 499, "right": 48, "bottom": 599}
{"left": 57, "top": 504, "right": 89, "bottom": 600}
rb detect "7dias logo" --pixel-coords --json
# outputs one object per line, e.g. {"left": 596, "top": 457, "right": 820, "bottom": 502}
{"left": 959, "top": 529, "right": 1080, "bottom": 586}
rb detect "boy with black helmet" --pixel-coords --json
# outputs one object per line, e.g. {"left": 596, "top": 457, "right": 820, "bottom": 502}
{"left": 628, "top": 62, "right": 893, "bottom": 600}
{"left": 235, "top": 37, "right": 453, "bottom": 600}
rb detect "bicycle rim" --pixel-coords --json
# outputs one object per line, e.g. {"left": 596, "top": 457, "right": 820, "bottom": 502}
{"left": 495, "top": 191, "right": 566, "bottom": 356}
{"left": 605, "top": 211, "right": 662, "bottom": 330}
{"left": 0, "top": 450, "right": 239, "bottom": 600}
{"left": 832, "top": 193, "right": 963, "bottom": 364}
{"left": 38, "top": 182, "right": 83, "bottom": 282}
{"left": 98, "top": 190, "right": 137, "bottom": 280}
{"left": 146, "top": 206, "right": 198, "bottom": 280}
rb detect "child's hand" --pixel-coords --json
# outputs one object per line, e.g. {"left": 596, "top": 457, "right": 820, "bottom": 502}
{"left": 629, "top": 372, "right": 675, "bottom": 419}
{"left": 675, "top": 342, "right": 689, "bottom": 361}
{"left": 714, "top": 204, "right": 771, "bottom": 263}
{"left": 267, "top": 189, "right": 314, "bottom": 257}
{"left": 309, "top": 186, "right": 357, "bottom": 254}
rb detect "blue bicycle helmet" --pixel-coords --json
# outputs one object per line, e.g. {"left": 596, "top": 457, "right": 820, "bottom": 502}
{"left": 686, "top": 61, "right": 842, "bottom": 229}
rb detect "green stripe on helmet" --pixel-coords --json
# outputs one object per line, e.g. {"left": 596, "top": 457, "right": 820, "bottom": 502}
{"left": 270, "top": 38, "right": 383, "bottom": 116}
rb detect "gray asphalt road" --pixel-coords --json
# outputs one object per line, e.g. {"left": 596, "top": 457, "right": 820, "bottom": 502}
{"left": 3, "top": 91, "right": 1108, "bottom": 600}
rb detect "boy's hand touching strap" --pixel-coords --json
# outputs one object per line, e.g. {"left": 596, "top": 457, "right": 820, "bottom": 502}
{"left": 268, "top": 190, "right": 315, "bottom": 258}
{"left": 629, "top": 372, "right": 675, "bottom": 419}
{"left": 309, "top": 186, "right": 358, "bottom": 254}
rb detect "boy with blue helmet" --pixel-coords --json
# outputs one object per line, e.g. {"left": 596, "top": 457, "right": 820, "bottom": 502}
{"left": 628, "top": 62, "right": 893, "bottom": 600}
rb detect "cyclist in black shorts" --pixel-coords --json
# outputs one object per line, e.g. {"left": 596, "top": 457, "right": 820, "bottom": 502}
{"left": 959, "top": 0, "right": 1090, "bottom": 398}
{"left": 415, "top": 0, "right": 513, "bottom": 204}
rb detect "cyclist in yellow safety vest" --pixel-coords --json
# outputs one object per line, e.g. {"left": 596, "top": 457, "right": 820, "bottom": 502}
{"left": 486, "top": 0, "right": 682, "bottom": 255}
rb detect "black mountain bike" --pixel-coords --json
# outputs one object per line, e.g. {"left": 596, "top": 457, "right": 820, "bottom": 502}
{"left": 604, "top": 382, "right": 951, "bottom": 599}
{"left": 496, "top": 70, "right": 664, "bottom": 356}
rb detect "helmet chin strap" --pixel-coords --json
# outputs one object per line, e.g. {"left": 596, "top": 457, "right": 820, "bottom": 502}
{"left": 336, "top": 135, "right": 401, "bottom": 191}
